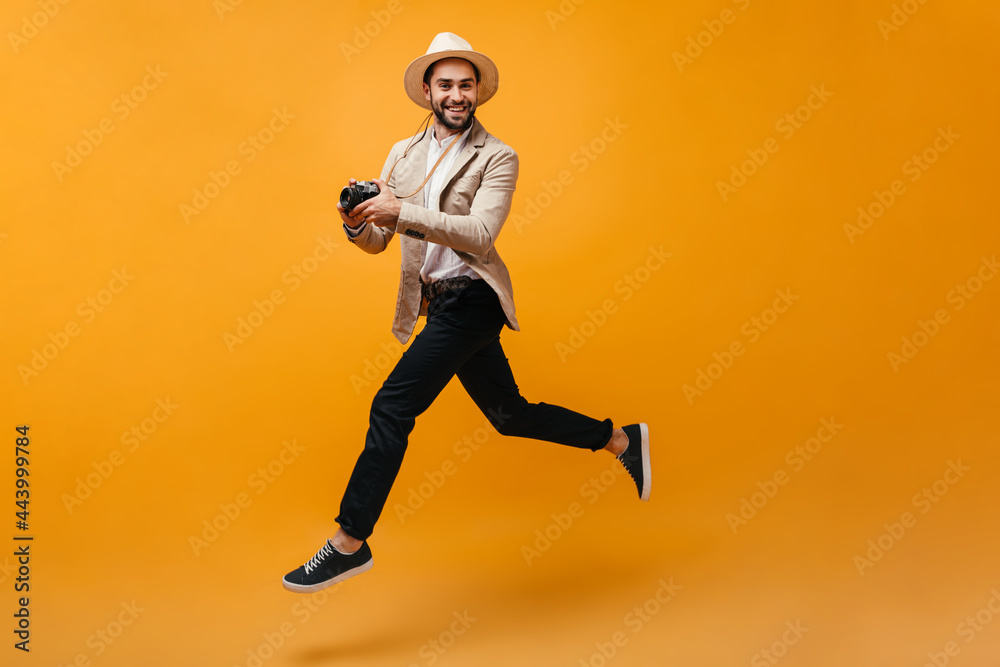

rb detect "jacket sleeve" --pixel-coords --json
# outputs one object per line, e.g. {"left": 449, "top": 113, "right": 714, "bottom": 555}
{"left": 392, "top": 146, "right": 518, "bottom": 256}
{"left": 342, "top": 149, "right": 400, "bottom": 254}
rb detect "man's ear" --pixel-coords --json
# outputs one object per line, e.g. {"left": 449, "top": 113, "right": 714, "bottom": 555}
{"left": 422, "top": 82, "right": 431, "bottom": 102}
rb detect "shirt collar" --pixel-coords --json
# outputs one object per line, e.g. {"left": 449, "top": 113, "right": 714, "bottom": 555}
{"left": 431, "top": 124, "right": 473, "bottom": 152}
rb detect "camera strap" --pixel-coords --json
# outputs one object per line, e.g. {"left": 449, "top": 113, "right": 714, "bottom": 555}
{"left": 386, "top": 112, "right": 463, "bottom": 201}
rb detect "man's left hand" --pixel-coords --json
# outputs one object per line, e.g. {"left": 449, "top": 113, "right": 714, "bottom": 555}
{"left": 351, "top": 178, "right": 401, "bottom": 229}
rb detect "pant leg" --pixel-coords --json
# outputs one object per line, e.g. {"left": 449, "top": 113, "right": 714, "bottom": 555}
{"left": 456, "top": 332, "right": 613, "bottom": 452}
{"left": 336, "top": 282, "right": 506, "bottom": 540}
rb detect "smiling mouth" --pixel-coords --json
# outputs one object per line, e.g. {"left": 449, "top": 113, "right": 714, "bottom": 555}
{"left": 445, "top": 106, "right": 467, "bottom": 113}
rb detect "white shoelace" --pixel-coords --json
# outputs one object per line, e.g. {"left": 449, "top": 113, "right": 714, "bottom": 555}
{"left": 304, "top": 541, "right": 335, "bottom": 574}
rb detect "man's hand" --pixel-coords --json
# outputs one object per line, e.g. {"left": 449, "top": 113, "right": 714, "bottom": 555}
{"left": 351, "top": 178, "right": 401, "bottom": 229}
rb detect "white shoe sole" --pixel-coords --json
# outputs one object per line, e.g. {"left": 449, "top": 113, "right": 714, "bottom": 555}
{"left": 639, "top": 422, "right": 651, "bottom": 502}
{"left": 282, "top": 557, "right": 374, "bottom": 594}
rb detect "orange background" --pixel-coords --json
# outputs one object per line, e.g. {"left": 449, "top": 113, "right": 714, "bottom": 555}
{"left": 2, "top": 0, "right": 999, "bottom": 665}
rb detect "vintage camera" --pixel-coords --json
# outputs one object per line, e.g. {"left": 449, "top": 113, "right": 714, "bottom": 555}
{"left": 340, "top": 181, "right": 380, "bottom": 213}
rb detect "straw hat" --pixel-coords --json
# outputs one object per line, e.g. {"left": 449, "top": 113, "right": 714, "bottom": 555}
{"left": 403, "top": 32, "right": 499, "bottom": 110}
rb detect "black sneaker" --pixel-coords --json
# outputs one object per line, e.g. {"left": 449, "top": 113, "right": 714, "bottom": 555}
{"left": 618, "top": 423, "right": 651, "bottom": 501}
{"left": 282, "top": 539, "right": 374, "bottom": 593}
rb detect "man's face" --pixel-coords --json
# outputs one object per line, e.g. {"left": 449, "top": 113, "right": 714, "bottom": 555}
{"left": 422, "top": 58, "right": 479, "bottom": 132}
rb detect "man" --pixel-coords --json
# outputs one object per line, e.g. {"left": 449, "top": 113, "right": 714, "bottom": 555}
{"left": 282, "top": 33, "right": 651, "bottom": 593}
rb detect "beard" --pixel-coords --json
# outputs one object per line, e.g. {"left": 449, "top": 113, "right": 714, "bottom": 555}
{"left": 432, "top": 97, "right": 477, "bottom": 131}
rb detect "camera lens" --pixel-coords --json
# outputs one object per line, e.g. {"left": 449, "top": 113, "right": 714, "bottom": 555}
{"left": 340, "top": 186, "right": 359, "bottom": 211}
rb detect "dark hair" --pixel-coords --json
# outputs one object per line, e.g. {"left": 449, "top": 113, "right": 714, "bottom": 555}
{"left": 423, "top": 58, "right": 481, "bottom": 87}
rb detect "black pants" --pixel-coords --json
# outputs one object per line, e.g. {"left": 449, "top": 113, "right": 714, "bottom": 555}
{"left": 336, "top": 280, "right": 613, "bottom": 540}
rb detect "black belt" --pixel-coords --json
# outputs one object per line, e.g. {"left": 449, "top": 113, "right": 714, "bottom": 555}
{"left": 421, "top": 276, "right": 474, "bottom": 301}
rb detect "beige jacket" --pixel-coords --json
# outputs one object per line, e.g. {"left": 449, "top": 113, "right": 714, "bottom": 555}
{"left": 345, "top": 117, "right": 520, "bottom": 343}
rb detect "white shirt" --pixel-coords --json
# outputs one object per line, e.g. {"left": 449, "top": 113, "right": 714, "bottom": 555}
{"left": 419, "top": 125, "right": 481, "bottom": 285}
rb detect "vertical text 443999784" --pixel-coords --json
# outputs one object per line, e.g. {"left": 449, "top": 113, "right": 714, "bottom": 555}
{"left": 13, "top": 424, "right": 33, "bottom": 653}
